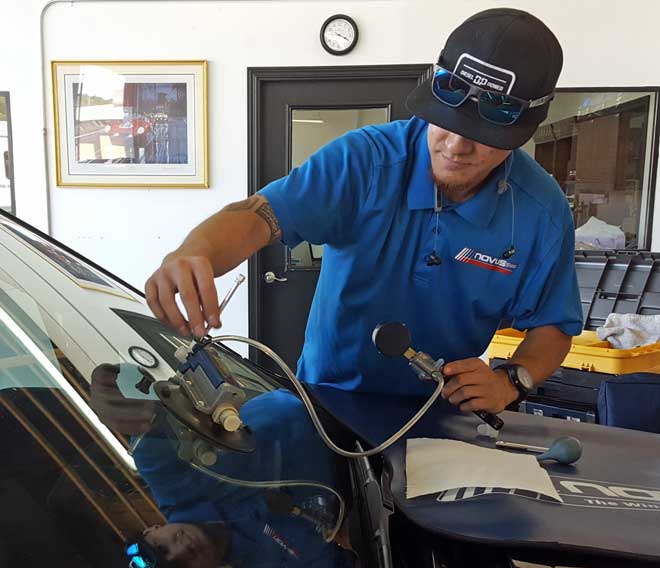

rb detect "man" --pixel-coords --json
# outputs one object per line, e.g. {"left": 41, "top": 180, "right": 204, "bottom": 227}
{"left": 146, "top": 8, "right": 582, "bottom": 414}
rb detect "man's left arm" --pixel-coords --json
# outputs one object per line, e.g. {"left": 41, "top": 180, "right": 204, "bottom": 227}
{"left": 441, "top": 326, "right": 571, "bottom": 414}
{"left": 443, "top": 211, "right": 582, "bottom": 413}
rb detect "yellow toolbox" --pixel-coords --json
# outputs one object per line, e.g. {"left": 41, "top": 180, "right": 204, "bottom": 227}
{"left": 488, "top": 251, "right": 660, "bottom": 423}
{"left": 488, "top": 328, "right": 660, "bottom": 375}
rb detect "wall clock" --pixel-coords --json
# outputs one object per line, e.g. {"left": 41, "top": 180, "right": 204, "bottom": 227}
{"left": 320, "top": 14, "right": 359, "bottom": 56}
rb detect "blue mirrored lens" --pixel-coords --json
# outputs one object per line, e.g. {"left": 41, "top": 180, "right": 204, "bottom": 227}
{"left": 432, "top": 68, "right": 470, "bottom": 106}
{"left": 126, "top": 542, "right": 157, "bottom": 568}
{"left": 478, "top": 91, "right": 522, "bottom": 125}
{"left": 130, "top": 557, "right": 149, "bottom": 568}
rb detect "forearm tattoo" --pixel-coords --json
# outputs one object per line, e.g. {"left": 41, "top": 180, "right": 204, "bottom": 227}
{"left": 224, "top": 195, "right": 282, "bottom": 244}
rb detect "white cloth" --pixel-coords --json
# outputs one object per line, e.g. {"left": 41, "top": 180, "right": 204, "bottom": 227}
{"left": 597, "top": 313, "right": 660, "bottom": 349}
{"left": 406, "top": 438, "right": 562, "bottom": 502}
{"left": 575, "top": 216, "right": 625, "bottom": 250}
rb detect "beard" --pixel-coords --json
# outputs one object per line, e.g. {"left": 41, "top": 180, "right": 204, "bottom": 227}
{"left": 430, "top": 168, "right": 482, "bottom": 204}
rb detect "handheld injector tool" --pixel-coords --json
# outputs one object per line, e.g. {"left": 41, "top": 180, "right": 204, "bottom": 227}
{"left": 372, "top": 321, "right": 504, "bottom": 431}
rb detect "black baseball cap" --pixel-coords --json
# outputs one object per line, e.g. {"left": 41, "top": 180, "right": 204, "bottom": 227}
{"left": 406, "top": 8, "right": 563, "bottom": 150}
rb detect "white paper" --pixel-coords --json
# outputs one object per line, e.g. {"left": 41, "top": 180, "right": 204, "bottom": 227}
{"left": 406, "top": 438, "right": 562, "bottom": 502}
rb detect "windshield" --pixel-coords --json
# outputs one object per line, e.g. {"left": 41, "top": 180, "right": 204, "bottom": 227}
{"left": 0, "top": 212, "right": 352, "bottom": 568}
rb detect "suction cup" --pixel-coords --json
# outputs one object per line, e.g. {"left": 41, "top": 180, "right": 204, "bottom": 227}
{"left": 154, "top": 381, "right": 256, "bottom": 454}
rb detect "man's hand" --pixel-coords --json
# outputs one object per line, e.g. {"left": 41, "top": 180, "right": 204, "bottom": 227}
{"left": 145, "top": 254, "right": 220, "bottom": 338}
{"left": 441, "top": 358, "right": 518, "bottom": 414}
{"left": 90, "top": 364, "right": 157, "bottom": 435}
{"left": 144, "top": 195, "right": 283, "bottom": 337}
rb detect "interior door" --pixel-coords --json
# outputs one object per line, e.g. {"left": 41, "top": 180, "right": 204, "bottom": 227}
{"left": 248, "top": 65, "right": 428, "bottom": 371}
{"left": 0, "top": 92, "right": 15, "bottom": 214}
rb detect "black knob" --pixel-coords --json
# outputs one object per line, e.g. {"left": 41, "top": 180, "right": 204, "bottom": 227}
{"left": 135, "top": 367, "right": 156, "bottom": 394}
{"left": 265, "top": 490, "right": 295, "bottom": 514}
{"left": 372, "top": 322, "right": 411, "bottom": 358}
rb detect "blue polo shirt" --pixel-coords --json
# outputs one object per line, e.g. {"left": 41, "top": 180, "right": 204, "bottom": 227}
{"left": 259, "top": 117, "right": 583, "bottom": 396}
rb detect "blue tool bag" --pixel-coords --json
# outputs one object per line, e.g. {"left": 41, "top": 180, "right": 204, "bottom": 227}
{"left": 598, "top": 373, "right": 660, "bottom": 434}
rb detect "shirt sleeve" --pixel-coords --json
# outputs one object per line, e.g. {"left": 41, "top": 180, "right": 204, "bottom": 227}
{"left": 511, "top": 222, "right": 584, "bottom": 336}
{"left": 257, "top": 129, "right": 374, "bottom": 248}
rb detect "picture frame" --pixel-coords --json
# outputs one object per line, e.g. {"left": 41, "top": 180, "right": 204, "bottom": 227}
{"left": 52, "top": 60, "right": 208, "bottom": 188}
{"left": 0, "top": 219, "right": 137, "bottom": 302}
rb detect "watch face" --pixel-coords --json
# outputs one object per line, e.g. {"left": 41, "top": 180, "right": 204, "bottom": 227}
{"left": 128, "top": 346, "right": 158, "bottom": 369}
{"left": 516, "top": 366, "right": 535, "bottom": 390}
{"left": 321, "top": 15, "right": 358, "bottom": 55}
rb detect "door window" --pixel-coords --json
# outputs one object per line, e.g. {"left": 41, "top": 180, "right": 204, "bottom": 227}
{"left": 288, "top": 107, "right": 389, "bottom": 270}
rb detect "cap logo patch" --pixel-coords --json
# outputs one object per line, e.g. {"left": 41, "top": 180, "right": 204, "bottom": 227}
{"left": 453, "top": 53, "right": 516, "bottom": 95}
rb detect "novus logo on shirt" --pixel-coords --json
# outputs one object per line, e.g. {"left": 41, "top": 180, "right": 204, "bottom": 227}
{"left": 454, "top": 248, "right": 518, "bottom": 274}
{"left": 263, "top": 524, "right": 300, "bottom": 559}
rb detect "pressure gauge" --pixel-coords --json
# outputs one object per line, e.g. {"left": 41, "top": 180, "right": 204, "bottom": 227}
{"left": 128, "top": 346, "right": 158, "bottom": 369}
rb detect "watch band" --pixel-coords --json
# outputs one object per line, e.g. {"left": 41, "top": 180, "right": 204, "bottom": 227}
{"left": 495, "top": 363, "right": 530, "bottom": 404}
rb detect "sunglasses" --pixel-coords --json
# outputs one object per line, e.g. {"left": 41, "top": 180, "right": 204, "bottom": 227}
{"left": 430, "top": 65, "right": 554, "bottom": 126}
{"left": 126, "top": 540, "right": 162, "bottom": 568}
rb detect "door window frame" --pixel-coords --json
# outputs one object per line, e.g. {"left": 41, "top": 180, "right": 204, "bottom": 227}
{"left": 0, "top": 91, "right": 15, "bottom": 215}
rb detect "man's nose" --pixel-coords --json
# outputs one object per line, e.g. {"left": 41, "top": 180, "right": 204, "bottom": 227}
{"left": 443, "top": 131, "right": 473, "bottom": 155}
{"left": 143, "top": 525, "right": 160, "bottom": 536}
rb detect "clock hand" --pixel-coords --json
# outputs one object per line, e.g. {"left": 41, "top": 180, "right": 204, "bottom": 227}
{"left": 334, "top": 31, "right": 350, "bottom": 42}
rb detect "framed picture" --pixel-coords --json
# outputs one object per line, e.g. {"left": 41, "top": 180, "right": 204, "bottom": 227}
{"left": 0, "top": 219, "right": 137, "bottom": 301}
{"left": 52, "top": 61, "right": 208, "bottom": 188}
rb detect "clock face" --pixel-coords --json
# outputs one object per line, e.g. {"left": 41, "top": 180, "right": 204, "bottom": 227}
{"left": 321, "top": 15, "right": 358, "bottom": 55}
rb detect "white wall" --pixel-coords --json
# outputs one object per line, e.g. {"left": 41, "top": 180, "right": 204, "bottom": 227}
{"left": 3, "top": 0, "right": 660, "bottom": 343}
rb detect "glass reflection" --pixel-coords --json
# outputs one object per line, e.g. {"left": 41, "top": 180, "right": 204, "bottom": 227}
{"left": 93, "top": 350, "right": 350, "bottom": 567}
